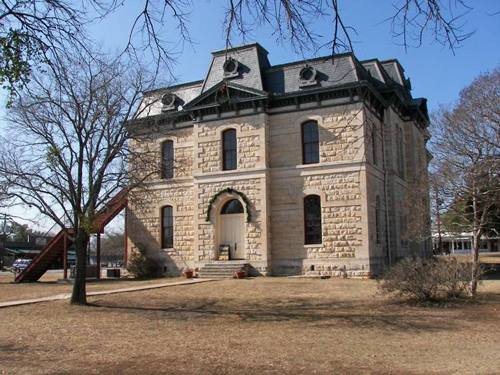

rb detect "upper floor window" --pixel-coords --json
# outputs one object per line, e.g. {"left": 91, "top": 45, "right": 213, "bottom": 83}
{"left": 302, "top": 121, "right": 319, "bottom": 164}
{"left": 397, "top": 127, "right": 405, "bottom": 177}
{"left": 375, "top": 196, "right": 381, "bottom": 244}
{"left": 162, "top": 140, "right": 174, "bottom": 179}
{"left": 372, "top": 126, "right": 378, "bottom": 166}
{"left": 304, "top": 195, "right": 322, "bottom": 245}
{"left": 222, "top": 129, "right": 237, "bottom": 170}
{"left": 161, "top": 205, "right": 173, "bottom": 248}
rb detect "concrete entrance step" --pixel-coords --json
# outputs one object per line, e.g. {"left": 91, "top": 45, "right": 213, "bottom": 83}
{"left": 198, "top": 262, "right": 250, "bottom": 278}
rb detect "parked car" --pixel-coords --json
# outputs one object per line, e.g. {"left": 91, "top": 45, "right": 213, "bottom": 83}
{"left": 12, "top": 258, "right": 32, "bottom": 273}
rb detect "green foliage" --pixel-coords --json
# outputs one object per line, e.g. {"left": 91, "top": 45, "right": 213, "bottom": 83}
{"left": 205, "top": 187, "right": 252, "bottom": 222}
{"left": 379, "top": 257, "right": 472, "bottom": 301}
{"left": 440, "top": 200, "right": 470, "bottom": 233}
{"left": 46, "top": 145, "right": 61, "bottom": 167}
{"left": 442, "top": 197, "right": 500, "bottom": 236}
{"left": 9, "top": 221, "right": 29, "bottom": 242}
{"left": 0, "top": 29, "right": 44, "bottom": 106}
{"left": 7, "top": 221, "right": 46, "bottom": 242}
{"left": 126, "top": 244, "right": 162, "bottom": 279}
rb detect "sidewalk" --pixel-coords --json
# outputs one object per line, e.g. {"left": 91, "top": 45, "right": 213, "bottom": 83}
{"left": 0, "top": 278, "right": 215, "bottom": 308}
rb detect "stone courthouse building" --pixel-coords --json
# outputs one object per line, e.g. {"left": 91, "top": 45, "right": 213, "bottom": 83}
{"left": 127, "top": 43, "right": 431, "bottom": 277}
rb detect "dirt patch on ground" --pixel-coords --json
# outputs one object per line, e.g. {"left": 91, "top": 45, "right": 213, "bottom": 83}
{"left": 1, "top": 278, "right": 499, "bottom": 374}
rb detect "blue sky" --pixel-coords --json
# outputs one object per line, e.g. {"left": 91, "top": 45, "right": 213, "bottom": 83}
{"left": 88, "top": 0, "right": 499, "bottom": 111}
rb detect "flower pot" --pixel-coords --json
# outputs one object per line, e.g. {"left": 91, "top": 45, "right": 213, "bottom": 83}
{"left": 233, "top": 270, "right": 246, "bottom": 279}
{"left": 183, "top": 270, "right": 194, "bottom": 279}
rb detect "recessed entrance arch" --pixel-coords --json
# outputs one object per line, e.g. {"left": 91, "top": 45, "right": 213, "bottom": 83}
{"left": 218, "top": 199, "right": 245, "bottom": 260}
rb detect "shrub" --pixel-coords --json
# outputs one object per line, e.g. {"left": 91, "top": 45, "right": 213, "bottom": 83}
{"left": 378, "top": 256, "right": 472, "bottom": 302}
{"left": 126, "top": 244, "right": 162, "bottom": 279}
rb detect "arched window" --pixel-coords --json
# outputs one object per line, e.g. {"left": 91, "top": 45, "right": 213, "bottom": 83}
{"left": 222, "top": 129, "right": 237, "bottom": 170}
{"left": 375, "top": 196, "right": 381, "bottom": 244}
{"left": 304, "top": 195, "right": 322, "bottom": 245}
{"left": 302, "top": 121, "right": 319, "bottom": 164}
{"left": 161, "top": 205, "right": 173, "bottom": 248}
{"left": 220, "top": 199, "right": 244, "bottom": 214}
{"left": 162, "top": 140, "right": 174, "bottom": 179}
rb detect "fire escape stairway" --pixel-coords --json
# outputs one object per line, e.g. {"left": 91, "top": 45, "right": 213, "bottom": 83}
{"left": 14, "top": 230, "right": 71, "bottom": 283}
{"left": 14, "top": 190, "right": 127, "bottom": 283}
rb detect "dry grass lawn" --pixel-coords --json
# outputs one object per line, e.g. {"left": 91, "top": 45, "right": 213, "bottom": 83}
{"left": 0, "top": 273, "right": 183, "bottom": 303}
{"left": 1, "top": 277, "right": 500, "bottom": 374}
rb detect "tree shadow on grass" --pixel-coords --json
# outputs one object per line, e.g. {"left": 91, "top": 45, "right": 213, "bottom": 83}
{"left": 0, "top": 342, "right": 26, "bottom": 353}
{"left": 88, "top": 297, "right": 459, "bottom": 333}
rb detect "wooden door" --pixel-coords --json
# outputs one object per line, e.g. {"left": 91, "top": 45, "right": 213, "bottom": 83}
{"left": 219, "top": 214, "right": 245, "bottom": 259}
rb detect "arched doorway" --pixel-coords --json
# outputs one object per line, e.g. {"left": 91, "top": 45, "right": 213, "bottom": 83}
{"left": 218, "top": 199, "right": 245, "bottom": 260}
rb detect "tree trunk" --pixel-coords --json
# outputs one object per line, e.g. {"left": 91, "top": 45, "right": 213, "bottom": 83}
{"left": 469, "top": 188, "right": 482, "bottom": 297}
{"left": 70, "top": 228, "right": 90, "bottom": 305}
{"left": 470, "top": 230, "right": 480, "bottom": 297}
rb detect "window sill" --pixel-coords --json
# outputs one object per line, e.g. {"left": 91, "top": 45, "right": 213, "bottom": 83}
{"left": 304, "top": 244, "right": 323, "bottom": 248}
{"left": 301, "top": 162, "right": 320, "bottom": 166}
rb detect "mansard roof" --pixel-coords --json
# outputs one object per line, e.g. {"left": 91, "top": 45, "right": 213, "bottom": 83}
{"left": 136, "top": 43, "right": 428, "bottom": 127}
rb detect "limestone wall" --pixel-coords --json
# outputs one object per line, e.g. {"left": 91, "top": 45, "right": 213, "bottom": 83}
{"left": 127, "top": 182, "right": 195, "bottom": 275}
{"left": 126, "top": 99, "right": 430, "bottom": 278}
{"left": 269, "top": 104, "right": 365, "bottom": 168}
{"left": 196, "top": 177, "right": 267, "bottom": 266}
{"left": 128, "top": 127, "right": 194, "bottom": 182}
{"left": 194, "top": 115, "right": 266, "bottom": 174}
{"left": 268, "top": 105, "right": 369, "bottom": 277}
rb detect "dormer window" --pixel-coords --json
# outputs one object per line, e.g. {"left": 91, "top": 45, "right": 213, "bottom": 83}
{"left": 161, "top": 93, "right": 177, "bottom": 112}
{"left": 223, "top": 57, "right": 239, "bottom": 78}
{"left": 299, "top": 65, "right": 318, "bottom": 87}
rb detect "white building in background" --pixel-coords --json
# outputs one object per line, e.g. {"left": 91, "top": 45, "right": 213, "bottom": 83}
{"left": 432, "top": 231, "right": 500, "bottom": 254}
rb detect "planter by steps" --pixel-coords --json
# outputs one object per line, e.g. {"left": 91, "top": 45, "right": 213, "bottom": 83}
{"left": 233, "top": 270, "right": 246, "bottom": 279}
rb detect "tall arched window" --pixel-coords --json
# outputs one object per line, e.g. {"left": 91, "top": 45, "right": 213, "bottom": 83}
{"left": 162, "top": 140, "right": 174, "bottom": 179}
{"left": 161, "top": 205, "right": 173, "bottom": 248}
{"left": 375, "top": 196, "right": 381, "bottom": 244}
{"left": 222, "top": 129, "right": 237, "bottom": 170}
{"left": 302, "top": 121, "right": 319, "bottom": 164}
{"left": 304, "top": 195, "right": 322, "bottom": 245}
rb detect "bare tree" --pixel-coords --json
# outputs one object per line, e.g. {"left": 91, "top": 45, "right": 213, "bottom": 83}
{"left": 99, "top": 230, "right": 125, "bottom": 263}
{"left": 429, "top": 167, "right": 447, "bottom": 254}
{"left": 0, "top": 49, "right": 159, "bottom": 304}
{"left": 1, "top": 0, "right": 490, "bottom": 100}
{"left": 430, "top": 67, "right": 500, "bottom": 296}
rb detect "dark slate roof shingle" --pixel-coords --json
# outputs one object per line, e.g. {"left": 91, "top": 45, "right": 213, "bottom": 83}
{"left": 138, "top": 43, "right": 423, "bottom": 119}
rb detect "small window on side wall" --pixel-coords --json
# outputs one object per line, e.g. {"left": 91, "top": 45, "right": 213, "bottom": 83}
{"left": 302, "top": 121, "right": 319, "bottom": 164}
{"left": 162, "top": 140, "right": 174, "bottom": 179}
{"left": 222, "top": 129, "right": 237, "bottom": 170}
{"left": 304, "top": 195, "right": 322, "bottom": 245}
{"left": 375, "top": 196, "right": 381, "bottom": 244}
{"left": 161, "top": 205, "right": 173, "bottom": 248}
{"left": 372, "top": 125, "right": 378, "bottom": 166}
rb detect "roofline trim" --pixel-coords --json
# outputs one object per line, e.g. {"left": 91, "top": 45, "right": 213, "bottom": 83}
{"left": 211, "top": 42, "right": 269, "bottom": 56}
{"left": 143, "top": 79, "right": 204, "bottom": 95}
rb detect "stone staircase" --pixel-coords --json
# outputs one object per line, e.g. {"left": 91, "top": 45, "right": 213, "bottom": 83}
{"left": 198, "top": 261, "right": 250, "bottom": 278}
